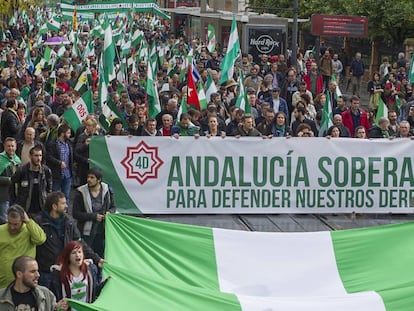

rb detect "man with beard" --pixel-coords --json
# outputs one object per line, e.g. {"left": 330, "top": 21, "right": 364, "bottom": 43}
{"left": 34, "top": 191, "right": 104, "bottom": 288}
{"left": 0, "top": 205, "right": 46, "bottom": 289}
{"left": 12, "top": 145, "right": 52, "bottom": 217}
{"left": 0, "top": 256, "right": 68, "bottom": 310}
{"left": 72, "top": 168, "right": 116, "bottom": 258}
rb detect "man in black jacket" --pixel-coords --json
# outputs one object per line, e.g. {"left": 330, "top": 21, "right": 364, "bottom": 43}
{"left": 34, "top": 191, "right": 104, "bottom": 288}
{"left": 1, "top": 99, "right": 20, "bottom": 144}
{"left": 11, "top": 145, "right": 52, "bottom": 216}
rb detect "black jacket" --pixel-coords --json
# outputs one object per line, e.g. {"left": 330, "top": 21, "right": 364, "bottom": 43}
{"left": 11, "top": 163, "right": 52, "bottom": 213}
{"left": 34, "top": 212, "right": 101, "bottom": 273}
{"left": 0, "top": 108, "right": 21, "bottom": 142}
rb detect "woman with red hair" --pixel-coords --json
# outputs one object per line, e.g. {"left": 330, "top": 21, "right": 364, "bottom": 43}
{"left": 50, "top": 241, "right": 98, "bottom": 308}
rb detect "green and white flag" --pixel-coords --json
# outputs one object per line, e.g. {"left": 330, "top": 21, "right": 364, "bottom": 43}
{"left": 34, "top": 46, "right": 56, "bottom": 76}
{"left": 74, "top": 66, "right": 91, "bottom": 95}
{"left": 205, "top": 71, "right": 218, "bottom": 104}
{"left": 57, "top": 44, "right": 66, "bottom": 58}
{"left": 375, "top": 97, "right": 389, "bottom": 125}
{"left": 207, "top": 25, "right": 216, "bottom": 53}
{"left": 331, "top": 74, "right": 342, "bottom": 98}
{"left": 63, "top": 90, "right": 93, "bottom": 131}
{"left": 102, "top": 15, "right": 116, "bottom": 83}
{"left": 131, "top": 28, "right": 144, "bottom": 47}
{"left": 99, "top": 99, "right": 126, "bottom": 131}
{"left": 98, "top": 57, "right": 126, "bottom": 131}
{"left": 68, "top": 214, "right": 414, "bottom": 311}
{"left": 176, "top": 96, "right": 188, "bottom": 125}
{"left": 319, "top": 91, "right": 333, "bottom": 136}
{"left": 219, "top": 16, "right": 240, "bottom": 84}
{"left": 235, "top": 70, "right": 250, "bottom": 113}
{"left": 149, "top": 41, "right": 158, "bottom": 77}
{"left": 90, "top": 23, "right": 104, "bottom": 39}
{"left": 409, "top": 52, "right": 414, "bottom": 85}
{"left": 197, "top": 82, "right": 208, "bottom": 111}
{"left": 138, "top": 39, "right": 149, "bottom": 62}
{"left": 120, "top": 34, "right": 132, "bottom": 58}
{"left": 98, "top": 60, "right": 108, "bottom": 108}
{"left": 146, "top": 57, "right": 161, "bottom": 119}
{"left": 47, "top": 14, "right": 61, "bottom": 33}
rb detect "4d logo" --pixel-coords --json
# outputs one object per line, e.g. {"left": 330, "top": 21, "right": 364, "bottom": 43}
{"left": 121, "top": 141, "right": 164, "bottom": 184}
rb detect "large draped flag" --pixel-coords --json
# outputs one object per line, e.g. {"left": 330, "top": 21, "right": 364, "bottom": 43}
{"left": 68, "top": 215, "right": 414, "bottom": 311}
{"left": 63, "top": 90, "right": 93, "bottom": 131}
{"left": 219, "top": 16, "right": 240, "bottom": 84}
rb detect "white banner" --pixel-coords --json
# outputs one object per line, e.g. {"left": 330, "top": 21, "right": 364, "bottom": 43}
{"left": 90, "top": 136, "right": 414, "bottom": 214}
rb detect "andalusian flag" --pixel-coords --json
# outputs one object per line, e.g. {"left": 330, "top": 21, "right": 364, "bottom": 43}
{"left": 131, "top": 28, "right": 144, "bottom": 47}
{"left": 68, "top": 215, "right": 414, "bottom": 311}
{"left": 207, "top": 25, "right": 216, "bottom": 53}
{"left": 197, "top": 83, "right": 208, "bottom": 110}
{"left": 146, "top": 57, "right": 161, "bottom": 119}
{"left": 74, "top": 66, "right": 91, "bottom": 95}
{"left": 375, "top": 97, "right": 389, "bottom": 125}
{"left": 205, "top": 71, "right": 218, "bottom": 104}
{"left": 63, "top": 90, "right": 93, "bottom": 131}
{"left": 219, "top": 16, "right": 240, "bottom": 84}
{"left": 235, "top": 70, "right": 250, "bottom": 113}
{"left": 47, "top": 14, "right": 61, "bottom": 33}
{"left": 90, "top": 23, "right": 104, "bottom": 39}
{"left": 331, "top": 74, "right": 342, "bottom": 98}
{"left": 37, "top": 23, "right": 48, "bottom": 36}
{"left": 102, "top": 15, "right": 116, "bottom": 83}
{"left": 319, "top": 91, "right": 333, "bottom": 136}
{"left": 409, "top": 52, "right": 414, "bottom": 85}
{"left": 176, "top": 96, "right": 188, "bottom": 125}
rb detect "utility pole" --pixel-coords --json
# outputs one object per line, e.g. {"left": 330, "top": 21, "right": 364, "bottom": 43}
{"left": 291, "top": 0, "right": 298, "bottom": 67}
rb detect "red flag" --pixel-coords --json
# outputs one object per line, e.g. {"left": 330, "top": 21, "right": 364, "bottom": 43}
{"left": 73, "top": 6, "right": 77, "bottom": 31}
{"left": 187, "top": 64, "right": 201, "bottom": 110}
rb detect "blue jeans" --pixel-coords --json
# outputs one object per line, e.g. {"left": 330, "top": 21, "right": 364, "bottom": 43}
{"left": 52, "top": 177, "right": 72, "bottom": 204}
{"left": 0, "top": 201, "right": 10, "bottom": 225}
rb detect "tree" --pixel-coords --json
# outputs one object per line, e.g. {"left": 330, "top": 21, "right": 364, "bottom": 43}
{"left": 0, "top": 0, "right": 38, "bottom": 29}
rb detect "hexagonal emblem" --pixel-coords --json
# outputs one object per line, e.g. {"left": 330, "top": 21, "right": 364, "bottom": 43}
{"left": 120, "top": 141, "right": 164, "bottom": 185}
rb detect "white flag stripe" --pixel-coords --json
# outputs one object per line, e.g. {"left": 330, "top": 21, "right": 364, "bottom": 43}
{"left": 237, "top": 292, "right": 386, "bottom": 311}
{"left": 213, "top": 229, "right": 347, "bottom": 297}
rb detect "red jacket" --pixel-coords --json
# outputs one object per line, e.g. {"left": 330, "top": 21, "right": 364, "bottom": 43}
{"left": 303, "top": 73, "right": 324, "bottom": 96}
{"left": 341, "top": 108, "right": 371, "bottom": 137}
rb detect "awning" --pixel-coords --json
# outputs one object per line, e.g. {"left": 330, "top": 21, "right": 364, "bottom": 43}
{"left": 59, "top": 0, "right": 170, "bottom": 20}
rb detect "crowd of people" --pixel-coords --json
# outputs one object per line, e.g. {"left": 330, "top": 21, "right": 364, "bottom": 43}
{"left": 1, "top": 7, "right": 414, "bottom": 310}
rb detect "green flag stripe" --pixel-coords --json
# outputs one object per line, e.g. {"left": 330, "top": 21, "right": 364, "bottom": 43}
{"left": 332, "top": 222, "right": 414, "bottom": 311}
{"left": 69, "top": 264, "right": 241, "bottom": 311}
{"left": 105, "top": 215, "right": 220, "bottom": 290}
{"left": 89, "top": 137, "right": 140, "bottom": 213}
